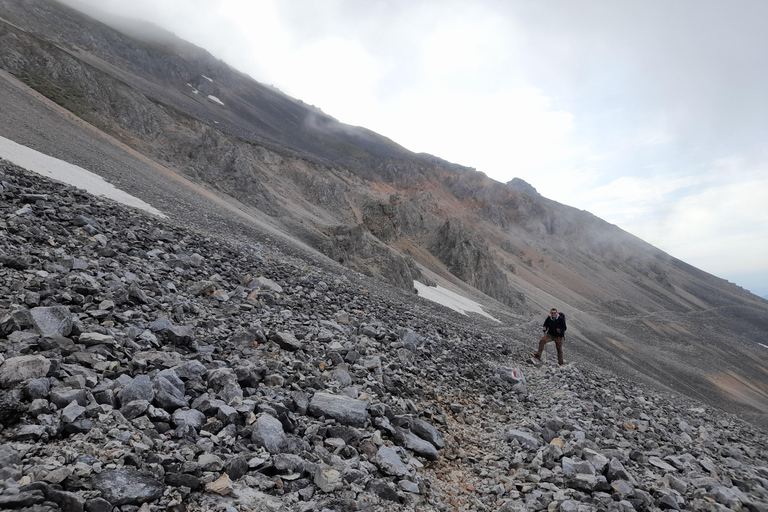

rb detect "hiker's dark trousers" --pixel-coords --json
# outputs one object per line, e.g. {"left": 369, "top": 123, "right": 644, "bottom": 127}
{"left": 536, "top": 334, "right": 564, "bottom": 365}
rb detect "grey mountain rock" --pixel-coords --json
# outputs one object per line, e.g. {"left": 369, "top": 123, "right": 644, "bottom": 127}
{"left": 90, "top": 469, "right": 166, "bottom": 506}
{"left": 507, "top": 429, "right": 541, "bottom": 450}
{"left": 29, "top": 306, "right": 73, "bottom": 337}
{"left": 394, "top": 427, "right": 440, "bottom": 461}
{"left": 251, "top": 414, "right": 288, "bottom": 454}
{"left": 0, "top": 355, "right": 50, "bottom": 388}
{"left": 375, "top": 446, "right": 411, "bottom": 477}
{"left": 308, "top": 392, "right": 368, "bottom": 427}
{"left": 117, "top": 374, "right": 155, "bottom": 405}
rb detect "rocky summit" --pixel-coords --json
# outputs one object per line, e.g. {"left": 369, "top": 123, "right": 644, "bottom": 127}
{"left": 1, "top": 162, "right": 768, "bottom": 512}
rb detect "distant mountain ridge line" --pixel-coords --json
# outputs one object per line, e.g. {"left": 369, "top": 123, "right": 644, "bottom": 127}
{"left": 0, "top": 0, "right": 766, "bottom": 425}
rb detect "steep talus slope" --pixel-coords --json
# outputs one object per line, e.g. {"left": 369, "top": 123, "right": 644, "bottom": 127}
{"left": 0, "top": 0, "right": 766, "bottom": 426}
{"left": 1, "top": 161, "right": 768, "bottom": 512}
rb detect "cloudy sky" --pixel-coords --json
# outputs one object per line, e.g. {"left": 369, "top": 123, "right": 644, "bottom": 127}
{"left": 64, "top": 0, "right": 768, "bottom": 298}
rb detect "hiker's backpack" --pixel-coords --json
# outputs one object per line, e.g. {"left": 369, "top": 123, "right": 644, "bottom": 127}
{"left": 559, "top": 312, "right": 567, "bottom": 335}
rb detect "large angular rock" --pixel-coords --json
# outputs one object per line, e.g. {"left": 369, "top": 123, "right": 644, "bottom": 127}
{"left": 270, "top": 331, "right": 303, "bottom": 351}
{"left": 172, "top": 408, "right": 206, "bottom": 429}
{"left": 207, "top": 368, "right": 242, "bottom": 404}
{"left": 562, "top": 457, "right": 596, "bottom": 477}
{"left": 395, "top": 427, "right": 439, "bottom": 461}
{"left": 121, "top": 400, "right": 150, "bottom": 420}
{"left": 50, "top": 388, "right": 88, "bottom": 409}
{"left": 375, "top": 446, "right": 410, "bottom": 477}
{"left": 0, "top": 444, "right": 22, "bottom": 482}
{"left": 507, "top": 430, "right": 541, "bottom": 450}
{"left": 61, "top": 401, "right": 86, "bottom": 423}
{"left": 172, "top": 360, "right": 207, "bottom": 381}
{"left": 607, "top": 458, "right": 636, "bottom": 484}
{"left": 0, "top": 355, "right": 51, "bottom": 388}
{"left": 582, "top": 449, "right": 610, "bottom": 474}
{"left": 0, "top": 491, "right": 45, "bottom": 508}
{"left": 149, "top": 317, "right": 195, "bottom": 347}
{"left": 46, "top": 489, "right": 86, "bottom": 512}
{"left": 30, "top": 306, "right": 73, "bottom": 337}
{"left": 649, "top": 456, "right": 678, "bottom": 473}
{"left": 117, "top": 375, "right": 154, "bottom": 405}
{"left": 78, "top": 332, "right": 116, "bottom": 347}
{"left": 251, "top": 414, "right": 287, "bottom": 454}
{"left": 308, "top": 392, "right": 368, "bottom": 427}
{"left": 152, "top": 373, "right": 188, "bottom": 410}
{"left": 409, "top": 417, "right": 445, "bottom": 449}
{"left": 90, "top": 469, "right": 165, "bottom": 506}
{"left": 314, "top": 466, "right": 343, "bottom": 493}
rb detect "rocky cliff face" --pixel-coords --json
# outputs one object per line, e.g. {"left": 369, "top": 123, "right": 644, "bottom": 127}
{"left": 0, "top": 0, "right": 767, "bottom": 430}
{"left": 321, "top": 224, "right": 428, "bottom": 292}
{"left": 428, "top": 220, "right": 524, "bottom": 308}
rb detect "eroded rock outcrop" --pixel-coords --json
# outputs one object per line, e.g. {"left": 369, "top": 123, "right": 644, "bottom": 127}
{"left": 428, "top": 219, "right": 523, "bottom": 307}
{"left": 321, "top": 224, "right": 427, "bottom": 291}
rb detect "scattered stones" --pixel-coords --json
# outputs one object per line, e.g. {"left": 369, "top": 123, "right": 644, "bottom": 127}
{"left": 0, "top": 162, "right": 766, "bottom": 512}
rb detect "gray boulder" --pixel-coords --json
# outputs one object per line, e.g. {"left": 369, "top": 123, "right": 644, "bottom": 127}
{"left": 50, "top": 388, "right": 87, "bottom": 409}
{"left": 251, "top": 414, "right": 287, "bottom": 454}
{"left": 118, "top": 375, "right": 154, "bottom": 405}
{"left": 30, "top": 306, "right": 73, "bottom": 337}
{"left": 207, "top": 368, "right": 242, "bottom": 404}
{"left": 90, "top": 469, "right": 165, "bottom": 506}
{"left": 409, "top": 417, "right": 445, "bottom": 449}
{"left": 270, "top": 331, "right": 303, "bottom": 351}
{"left": 172, "top": 408, "right": 206, "bottom": 429}
{"left": 0, "top": 355, "right": 51, "bottom": 388}
{"left": 507, "top": 429, "right": 541, "bottom": 450}
{"left": 153, "top": 373, "right": 188, "bottom": 410}
{"left": 61, "top": 401, "right": 86, "bottom": 423}
{"left": 121, "top": 400, "right": 150, "bottom": 420}
{"left": 375, "top": 446, "right": 411, "bottom": 477}
{"left": 395, "top": 428, "right": 439, "bottom": 461}
{"left": 0, "top": 444, "right": 22, "bottom": 482}
{"left": 309, "top": 392, "right": 368, "bottom": 427}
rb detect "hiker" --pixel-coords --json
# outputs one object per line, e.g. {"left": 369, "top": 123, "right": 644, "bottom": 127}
{"left": 531, "top": 308, "right": 566, "bottom": 365}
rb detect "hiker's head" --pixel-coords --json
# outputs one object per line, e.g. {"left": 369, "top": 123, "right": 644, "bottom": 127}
{"left": 550, "top": 309, "right": 557, "bottom": 317}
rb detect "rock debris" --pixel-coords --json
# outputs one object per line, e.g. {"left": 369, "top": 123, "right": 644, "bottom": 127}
{"left": 0, "top": 160, "right": 767, "bottom": 512}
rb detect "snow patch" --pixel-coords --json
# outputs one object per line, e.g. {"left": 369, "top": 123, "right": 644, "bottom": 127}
{"left": 0, "top": 136, "right": 166, "bottom": 218}
{"left": 207, "top": 95, "right": 224, "bottom": 106}
{"left": 414, "top": 281, "right": 500, "bottom": 322}
{"left": 759, "top": 343, "right": 768, "bottom": 349}
{"left": 201, "top": 74, "right": 213, "bottom": 82}
{"left": 186, "top": 83, "right": 200, "bottom": 94}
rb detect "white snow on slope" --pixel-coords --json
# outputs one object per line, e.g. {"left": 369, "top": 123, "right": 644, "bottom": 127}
{"left": 0, "top": 136, "right": 166, "bottom": 218}
{"left": 414, "top": 280, "right": 500, "bottom": 322}
{"left": 207, "top": 95, "right": 224, "bottom": 106}
{"left": 201, "top": 75, "right": 213, "bottom": 82}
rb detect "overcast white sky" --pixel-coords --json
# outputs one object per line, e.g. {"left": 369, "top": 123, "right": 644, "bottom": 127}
{"left": 63, "top": 0, "right": 768, "bottom": 298}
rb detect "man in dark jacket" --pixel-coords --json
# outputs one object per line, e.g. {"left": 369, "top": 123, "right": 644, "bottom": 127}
{"left": 531, "top": 308, "right": 566, "bottom": 365}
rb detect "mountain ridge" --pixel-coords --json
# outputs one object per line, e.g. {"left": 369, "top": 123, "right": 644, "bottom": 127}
{"left": 0, "top": 0, "right": 766, "bottom": 430}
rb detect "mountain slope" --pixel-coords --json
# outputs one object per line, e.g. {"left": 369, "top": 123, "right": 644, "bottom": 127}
{"left": 0, "top": 0, "right": 766, "bottom": 425}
